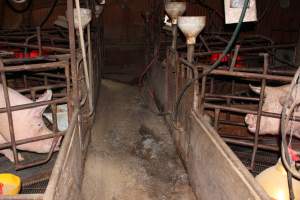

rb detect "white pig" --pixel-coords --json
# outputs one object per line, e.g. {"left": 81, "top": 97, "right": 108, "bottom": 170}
{"left": 245, "top": 84, "right": 300, "bottom": 137}
{"left": 0, "top": 84, "right": 59, "bottom": 162}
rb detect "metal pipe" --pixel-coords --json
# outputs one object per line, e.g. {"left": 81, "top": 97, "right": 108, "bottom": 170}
{"left": 204, "top": 103, "right": 300, "bottom": 121}
{"left": 0, "top": 132, "right": 64, "bottom": 151}
{"left": 74, "top": 0, "right": 93, "bottom": 114}
{"left": 16, "top": 131, "right": 60, "bottom": 170}
{"left": 179, "top": 58, "right": 293, "bottom": 82}
{"left": 187, "top": 45, "right": 195, "bottom": 63}
{"left": 214, "top": 108, "right": 220, "bottom": 129}
{"left": 66, "top": 0, "right": 78, "bottom": 116}
{"left": 17, "top": 83, "right": 66, "bottom": 93}
{"left": 171, "top": 24, "right": 177, "bottom": 50}
{"left": 250, "top": 53, "right": 268, "bottom": 169}
{"left": 34, "top": 73, "right": 66, "bottom": 79}
{"left": 0, "top": 98, "right": 67, "bottom": 114}
{"left": 0, "top": 61, "right": 68, "bottom": 73}
{"left": 192, "top": 44, "right": 295, "bottom": 56}
{"left": 37, "top": 27, "right": 42, "bottom": 56}
{"left": 205, "top": 94, "right": 259, "bottom": 101}
{"left": 87, "top": 24, "right": 94, "bottom": 110}
{"left": 0, "top": 41, "right": 69, "bottom": 53}
{"left": 223, "top": 138, "right": 279, "bottom": 151}
{"left": 2, "top": 54, "right": 71, "bottom": 64}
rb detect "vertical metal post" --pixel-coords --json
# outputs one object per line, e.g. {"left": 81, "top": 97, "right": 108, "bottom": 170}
{"left": 187, "top": 44, "right": 201, "bottom": 112}
{"left": 23, "top": 74, "right": 28, "bottom": 88}
{"left": 87, "top": 24, "right": 93, "bottom": 110}
{"left": 165, "top": 50, "right": 171, "bottom": 112}
{"left": 51, "top": 104, "right": 58, "bottom": 132}
{"left": 65, "top": 61, "right": 72, "bottom": 122}
{"left": 210, "top": 78, "right": 214, "bottom": 94}
{"left": 171, "top": 24, "right": 177, "bottom": 50}
{"left": 67, "top": 0, "right": 79, "bottom": 113}
{"left": 214, "top": 108, "right": 220, "bottom": 129}
{"left": 187, "top": 45, "right": 194, "bottom": 64}
{"left": 37, "top": 26, "right": 42, "bottom": 56}
{"left": 199, "top": 72, "right": 206, "bottom": 114}
{"left": 250, "top": 53, "right": 268, "bottom": 169}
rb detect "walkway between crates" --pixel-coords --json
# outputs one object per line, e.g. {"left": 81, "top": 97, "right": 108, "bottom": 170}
{"left": 81, "top": 79, "right": 196, "bottom": 200}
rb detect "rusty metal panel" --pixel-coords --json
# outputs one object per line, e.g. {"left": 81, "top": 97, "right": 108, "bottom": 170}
{"left": 44, "top": 109, "right": 82, "bottom": 200}
{"left": 184, "top": 112, "right": 271, "bottom": 200}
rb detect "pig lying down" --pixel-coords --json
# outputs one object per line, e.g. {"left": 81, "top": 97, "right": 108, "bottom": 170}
{"left": 0, "top": 84, "right": 60, "bottom": 162}
{"left": 245, "top": 84, "right": 300, "bottom": 138}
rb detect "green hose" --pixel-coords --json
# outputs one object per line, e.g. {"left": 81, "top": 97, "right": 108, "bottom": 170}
{"left": 173, "top": 0, "right": 250, "bottom": 120}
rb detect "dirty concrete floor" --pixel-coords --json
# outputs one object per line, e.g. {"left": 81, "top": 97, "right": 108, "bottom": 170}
{"left": 81, "top": 80, "right": 196, "bottom": 200}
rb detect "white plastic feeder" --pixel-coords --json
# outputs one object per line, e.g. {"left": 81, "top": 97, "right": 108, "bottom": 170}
{"left": 177, "top": 16, "right": 206, "bottom": 45}
{"left": 73, "top": 8, "right": 92, "bottom": 29}
{"left": 165, "top": 2, "right": 186, "bottom": 24}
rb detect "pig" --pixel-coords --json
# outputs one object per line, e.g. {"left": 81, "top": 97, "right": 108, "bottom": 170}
{"left": 245, "top": 84, "right": 300, "bottom": 137}
{"left": 0, "top": 84, "right": 60, "bottom": 162}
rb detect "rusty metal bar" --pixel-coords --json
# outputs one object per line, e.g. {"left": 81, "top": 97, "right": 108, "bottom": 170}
{"left": 0, "top": 41, "right": 69, "bottom": 53}
{"left": 67, "top": 0, "right": 79, "bottom": 114}
{"left": 223, "top": 138, "right": 279, "bottom": 152}
{"left": 219, "top": 66, "right": 295, "bottom": 76}
{"left": 0, "top": 61, "right": 67, "bottom": 73}
{"left": 199, "top": 70, "right": 206, "bottom": 113}
{"left": 229, "top": 45, "right": 240, "bottom": 71}
{"left": 250, "top": 53, "right": 268, "bottom": 169}
{"left": 205, "top": 94, "right": 259, "bottom": 101}
{"left": 179, "top": 58, "right": 293, "bottom": 82}
{"left": 200, "top": 67, "right": 292, "bottom": 82}
{"left": 34, "top": 73, "right": 66, "bottom": 79}
{"left": 17, "top": 83, "right": 66, "bottom": 93}
{"left": 165, "top": 50, "right": 171, "bottom": 112}
{"left": 218, "top": 119, "right": 245, "bottom": 127}
{"left": 27, "top": 76, "right": 64, "bottom": 84}
{"left": 192, "top": 43, "right": 295, "bottom": 56}
{"left": 0, "top": 97, "right": 67, "bottom": 113}
{"left": 16, "top": 135, "right": 60, "bottom": 170}
{"left": 51, "top": 104, "right": 58, "bottom": 132}
{"left": 0, "top": 132, "right": 65, "bottom": 150}
{"left": 2, "top": 54, "right": 71, "bottom": 65}
{"left": 22, "top": 75, "right": 28, "bottom": 90}
{"left": 64, "top": 58, "right": 72, "bottom": 122}
{"left": 204, "top": 103, "right": 300, "bottom": 122}
{"left": 37, "top": 27, "right": 42, "bottom": 56}
{"left": 214, "top": 108, "right": 220, "bottom": 129}
{"left": 171, "top": 24, "right": 178, "bottom": 50}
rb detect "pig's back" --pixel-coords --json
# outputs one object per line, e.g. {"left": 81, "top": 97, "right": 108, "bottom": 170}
{"left": 0, "top": 84, "right": 33, "bottom": 108}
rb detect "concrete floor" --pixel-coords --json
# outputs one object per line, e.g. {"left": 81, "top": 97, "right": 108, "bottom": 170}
{"left": 81, "top": 80, "right": 195, "bottom": 200}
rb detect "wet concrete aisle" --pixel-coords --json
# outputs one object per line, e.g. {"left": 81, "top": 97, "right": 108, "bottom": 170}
{"left": 81, "top": 80, "right": 196, "bottom": 200}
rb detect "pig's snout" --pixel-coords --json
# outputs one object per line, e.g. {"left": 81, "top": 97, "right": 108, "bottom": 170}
{"left": 245, "top": 114, "right": 256, "bottom": 132}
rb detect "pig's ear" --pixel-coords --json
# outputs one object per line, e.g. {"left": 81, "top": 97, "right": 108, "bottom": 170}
{"left": 249, "top": 84, "right": 261, "bottom": 94}
{"left": 31, "top": 90, "right": 52, "bottom": 116}
{"left": 36, "top": 90, "right": 52, "bottom": 102}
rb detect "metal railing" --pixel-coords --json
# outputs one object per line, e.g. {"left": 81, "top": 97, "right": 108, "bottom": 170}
{"left": 166, "top": 41, "right": 297, "bottom": 171}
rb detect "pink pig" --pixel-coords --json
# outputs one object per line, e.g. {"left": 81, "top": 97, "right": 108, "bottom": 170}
{"left": 0, "top": 84, "right": 60, "bottom": 162}
{"left": 245, "top": 84, "right": 300, "bottom": 137}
